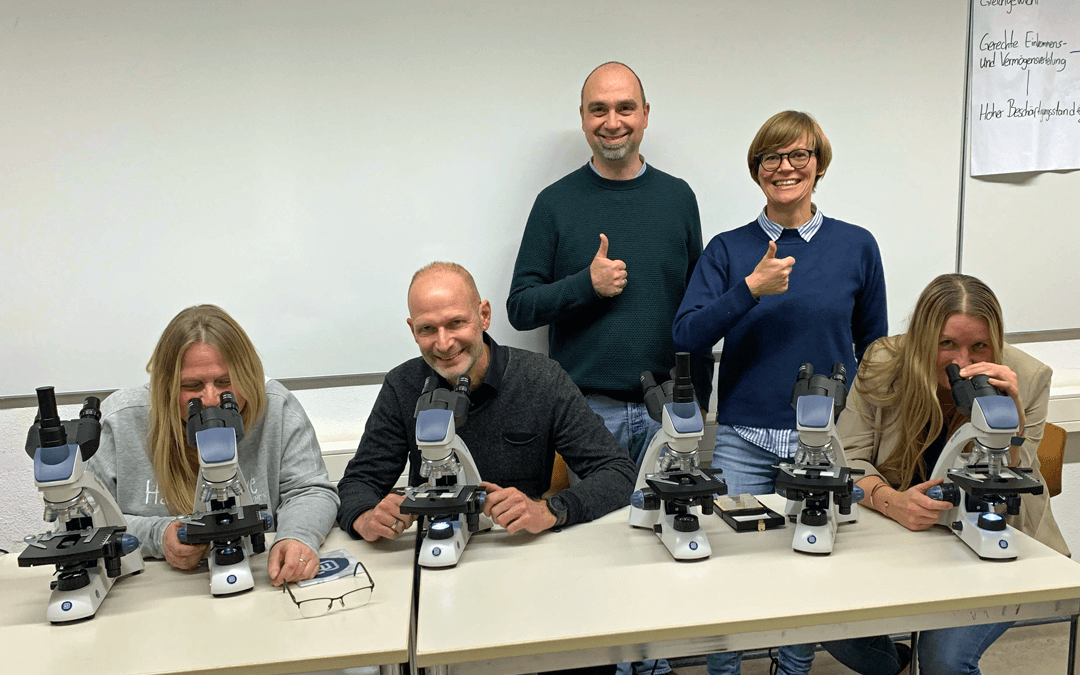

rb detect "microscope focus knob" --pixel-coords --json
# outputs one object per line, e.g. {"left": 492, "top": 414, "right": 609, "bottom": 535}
{"left": 120, "top": 533, "right": 140, "bottom": 556}
{"left": 672, "top": 514, "right": 699, "bottom": 533}
{"left": 927, "top": 484, "right": 961, "bottom": 506}
{"left": 1005, "top": 494, "right": 1022, "bottom": 516}
{"left": 631, "top": 488, "right": 660, "bottom": 511}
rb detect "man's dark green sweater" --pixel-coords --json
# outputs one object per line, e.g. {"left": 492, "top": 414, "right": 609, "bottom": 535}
{"left": 507, "top": 163, "right": 713, "bottom": 404}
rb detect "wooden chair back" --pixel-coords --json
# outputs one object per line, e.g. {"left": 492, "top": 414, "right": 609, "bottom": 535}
{"left": 544, "top": 453, "right": 571, "bottom": 499}
{"left": 1037, "top": 422, "right": 1067, "bottom": 498}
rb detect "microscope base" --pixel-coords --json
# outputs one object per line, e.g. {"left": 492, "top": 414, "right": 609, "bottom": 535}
{"left": 838, "top": 503, "right": 859, "bottom": 525}
{"left": 419, "top": 518, "right": 473, "bottom": 569}
{"left": 628, "top": 504, "right": 656, "bottom": 530}
{"left": 120, "top": 550, "right": 145, "bottom": 577}
{"left": 652, "top": 509, "right": 712, "bottom": 561}
{"left": 46, "top": 566, "right": 113, "bottom": 623}
{"left": 951, "top": 510, "right": 1017, "bottom": 561}
{"left": 792, "top": 518, "right": 837, "bottom": 555}
{"left": 655, "top": 526, "right": 711, "bottom": 561}
{"left": 208, "top": 540, "right": 256, "bottom": 596}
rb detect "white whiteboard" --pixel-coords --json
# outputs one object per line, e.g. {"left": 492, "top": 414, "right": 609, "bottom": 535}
{"left": 0, "top": 0, "right": 968, "bottom": 397}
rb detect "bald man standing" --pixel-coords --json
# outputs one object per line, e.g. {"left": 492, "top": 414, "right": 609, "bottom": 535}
{"left": 507, "top": 61, "right": 708, "bottom": 675}
{"left": 337, "top": 263, "right": 635, "bottom": 564}
{"left": 508, "top": 62, "right": 714, "bottom": 475}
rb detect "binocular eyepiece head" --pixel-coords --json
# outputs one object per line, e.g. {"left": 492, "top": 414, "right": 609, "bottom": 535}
{"left": 187, "top": 391, "right": 240, "bottom": 419}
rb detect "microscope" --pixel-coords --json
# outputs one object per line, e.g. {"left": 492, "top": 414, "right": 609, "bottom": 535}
{"left": 629, "top": 353, "right": 727, "bottom": 561}
{"left": 18, "top": 387, "right": 144, "bottom": 623}
{"left": 398, "top": 375, "right": 490, "bottom": 568}
{"left": 925, "top": 364, "right": 1044, "bottom": 561}
{"left": 774, "top": 364, "right": 863, "bottom": 555}
{"left": 176, "top": 393, "right": 272, "bottom": 595}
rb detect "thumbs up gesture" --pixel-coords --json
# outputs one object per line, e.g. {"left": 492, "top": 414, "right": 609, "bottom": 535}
{"left": 745, "top": 240, "right": 795, "bottom": 299}
{"left": 590, "top": 233, "right": 628, "bottom": 297}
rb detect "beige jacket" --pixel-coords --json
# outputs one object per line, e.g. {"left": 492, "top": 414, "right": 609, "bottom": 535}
{"left": 840, "top": 340, "right": 1070, "bottom": 557}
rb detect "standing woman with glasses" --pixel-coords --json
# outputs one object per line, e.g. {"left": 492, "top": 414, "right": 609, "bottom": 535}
{"left": 673, "top": 110, "right": 888, "bottom": 675}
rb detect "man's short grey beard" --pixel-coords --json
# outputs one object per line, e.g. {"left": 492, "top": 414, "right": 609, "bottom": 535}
{"left": 600, "top": 142, "right": 630, "bottom": 161}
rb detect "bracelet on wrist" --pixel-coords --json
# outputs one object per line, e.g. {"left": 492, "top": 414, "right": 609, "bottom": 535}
{"left": 869, "top": 481, "right": 892, "bottom": 514}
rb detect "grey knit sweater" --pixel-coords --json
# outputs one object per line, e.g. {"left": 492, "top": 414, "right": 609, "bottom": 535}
{"left": 89, "top": 380, "right": 339, "bottom": 559}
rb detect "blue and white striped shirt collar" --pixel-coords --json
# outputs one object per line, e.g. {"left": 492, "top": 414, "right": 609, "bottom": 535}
{"left": 756, "top": 205, "right": 823, "bottom": 242}
{"left": 588, "top": 158, "right": 647, "bottom": 179}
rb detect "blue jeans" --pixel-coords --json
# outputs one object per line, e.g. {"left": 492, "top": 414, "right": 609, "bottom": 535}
{"left": 821, "top": 622, "right": 1012, "bottom": 675}
{"left": 712, "top": 425, "right": 796, "bottom": 496}
{"left": 707, "top": 426, "right": 812, "bottom": 675}
{"left": 586, "top": 395, "right": 663, "bottom": 467}
{"left": 586, "top": 395, "right": 669, "bottom": 675}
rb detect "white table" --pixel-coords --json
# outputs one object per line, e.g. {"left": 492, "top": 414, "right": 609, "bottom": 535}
{"left": 415, "top": 495, "right": 1080, "bottom": 674}
{"left": 0, "top": 529, "right": 414, "bottom": 675}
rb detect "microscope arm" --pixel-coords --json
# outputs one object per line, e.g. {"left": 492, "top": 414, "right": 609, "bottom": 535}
{"left": 451, "top": 438, "right": 483, "bottom": 485}
{"left": 830, "top": 430, "right": 849, "bottom": 468}
{"left": 927, "top": 425, "right": 981, "bottom": 482}
{"left": 83, "top": 472, "right": 130, "bottom": 529}
{"left": 86, "top": 430, "right": 176, "bottom": 559}
{"left": 635, "top": 434, "right": 669, "bottom": 492}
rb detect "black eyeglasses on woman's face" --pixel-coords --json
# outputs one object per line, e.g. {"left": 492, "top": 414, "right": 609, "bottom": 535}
{"left": 757, "top": 148, "right": 817, "bottom": 172}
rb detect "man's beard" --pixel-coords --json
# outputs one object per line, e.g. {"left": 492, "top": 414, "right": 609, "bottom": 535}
{"left": 600, "top": 141, "right": 630, "bottom": 161}
{"left": 427, "top": 349, "right": 478, "bottom": 384}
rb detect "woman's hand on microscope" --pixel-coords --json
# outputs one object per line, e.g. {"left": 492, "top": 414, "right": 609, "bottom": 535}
{"left": 883, "top": 479, "right": 953, "bottom": 531}
{"left": 163, "top": 520, "right": 209, "bottom": 570}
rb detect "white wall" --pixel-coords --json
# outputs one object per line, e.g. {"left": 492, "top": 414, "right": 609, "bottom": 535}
{"left": 0, "top": 0, "right": 969, "bottom": 397}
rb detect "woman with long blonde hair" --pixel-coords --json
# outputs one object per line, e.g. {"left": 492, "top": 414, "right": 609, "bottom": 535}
{"left": 90, "top": 305, "right": 338, "bottom": 587}
{"left": 821, "top": 274, "right": 1067, "bottom": 674}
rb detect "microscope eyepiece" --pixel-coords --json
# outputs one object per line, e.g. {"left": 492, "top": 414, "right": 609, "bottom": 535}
{"left": 672, "top": 352, "right": 694, "bottom": 404}
{"left": 187, "top": 398, "right": 203, "bottom": 417}
{"left": 797, "top": 363, "right": 813, "bottom": 381}
{"left": 35, "top": 387, "right": 67, "bottom": 448}
{"left": 454, "top": 376, "right": 471, "bottom": 396}
{"left": 830, "top": 363, "right": 847, "bottom": 384}
{"left": 421, "top": 376, "right": 439, "bottom": 395}
{"left": 946, "top": 363, "right": 963, "bottom": 386}
{"left": 220, "top": 391, "right": 239, "bottom": 412}
{"left": 674, "top": 352, "right": 691, "bottom": 378}
{"left": 80, "top": 396, "right": 102, "bottom": 420}
{"left": 36, "top": 387, "right": 61, "bottom": 425}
